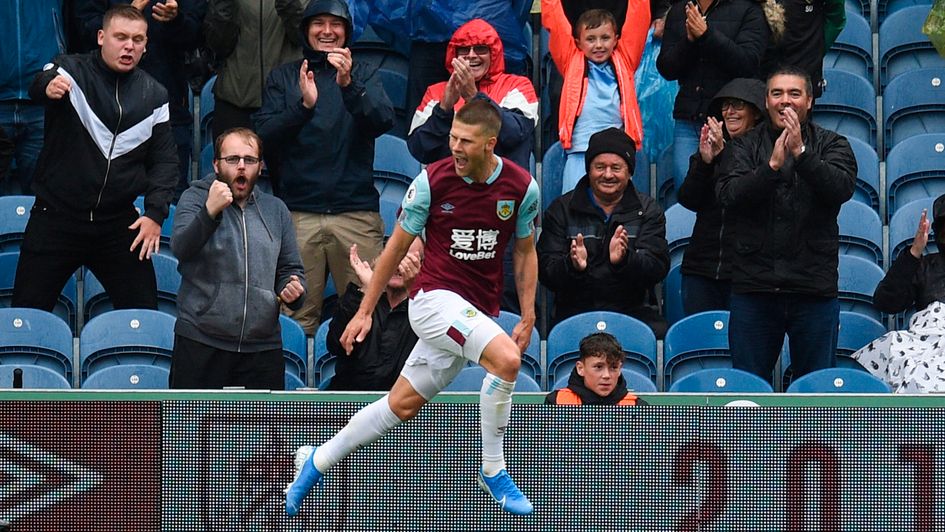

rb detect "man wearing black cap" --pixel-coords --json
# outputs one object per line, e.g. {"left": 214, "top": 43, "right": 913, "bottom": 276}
{"left": 254, "top": 0, "right": 395, "bottom": 334}
{"left": 538, "top": 127, "right": 670, "bottom": 337}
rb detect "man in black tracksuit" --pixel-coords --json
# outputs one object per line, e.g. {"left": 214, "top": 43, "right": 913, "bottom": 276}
{"left": 13, "top": 5, "right": 177, "bottom": 314}
{"left": 717, "top": 66, "right": 856, "bottom": 382}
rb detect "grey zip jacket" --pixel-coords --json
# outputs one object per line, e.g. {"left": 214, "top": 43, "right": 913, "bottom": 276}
{"left": 171, "top": 175, "right": 305, "bottom": 352}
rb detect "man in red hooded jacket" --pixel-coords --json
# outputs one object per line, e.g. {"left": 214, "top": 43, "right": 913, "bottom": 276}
{"left": 406, "top": 19, "right": 538, "bottom": 171}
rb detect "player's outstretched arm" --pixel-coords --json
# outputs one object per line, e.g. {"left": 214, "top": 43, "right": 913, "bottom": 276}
{"left": 511, "top": 234, "right": 538, "bottom": 353}
{"left": 339, "top": 225, "right": 417, "bottom": 354}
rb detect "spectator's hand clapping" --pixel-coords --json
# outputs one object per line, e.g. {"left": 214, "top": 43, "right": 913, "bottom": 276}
{"left": 570, "top": 233, "right": 588, "bottom": 271}
{"left": 45, "top": 75, "right": 71, "bottom": 100}
{"left": 397, "top": 249, "right": 422, "bottom": 283}
{"left": 685, "top": 3, "right": 707, "bottom": 41}
{"left": 450, "top": 58, "right": 478, "bottom": 101}
{"left": 152, "top": 0, "right": 179, "bottom": 22}
{"left": 299, "top": 60, "right": 318, "bottom": 109}
{"left": 609, "top": 225, "right": 629, "bottom": 265}
{"left": 781, "top": 107, "right": 805, "bottom": 158}
{"left": 769, "top": 128, "right": 788, "bottom": 171}
{"left": 349, "top": 243, "right": 373, "bottom": 286}
{"left": 279, "top": 275, "right": 305, "bottom": 304}
{"left": 327, "top": 48, "right": 353, "bottom": 88}
{"left": 911, "top": 209, "right": 930, "bottom": 258}
{"left": 699, "top": 117, "right": 725, "bottom": 163}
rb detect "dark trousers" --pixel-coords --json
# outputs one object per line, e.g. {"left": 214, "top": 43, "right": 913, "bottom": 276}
{"left": 170, "top": 335, "right": 284, "bottom": 390}
{"left": 12, "top": 203, "right": 157, "bottom": 311}
{"left": 729, "top": 292, "right": 838, "bottom": 381}
{"left": 682, "top": 274, "right": 732, "bottom": 316}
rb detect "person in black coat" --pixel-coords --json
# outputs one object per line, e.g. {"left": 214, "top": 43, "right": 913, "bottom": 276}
{"left": 677, "top": 78, "right": 765, "bottom": 315}
{"left": 716, "top": 66, "right": 856, "bottom": 381}
{"left": 538, "top": 127, "right": 670, "bottom": 338}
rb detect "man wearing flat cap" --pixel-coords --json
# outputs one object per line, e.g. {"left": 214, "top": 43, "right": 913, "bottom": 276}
{"left": 538, "top": 127, "right": 670, "bottom": 338}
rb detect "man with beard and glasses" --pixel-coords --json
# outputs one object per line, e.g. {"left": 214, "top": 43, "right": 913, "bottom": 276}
{"left": 717, "top": 65, "right": 856, "bottom": 383}
{"left": 169, "top": 127, "right": 305, "bottom": 389}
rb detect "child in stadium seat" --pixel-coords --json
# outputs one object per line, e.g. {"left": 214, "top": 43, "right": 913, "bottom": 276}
{"left": 542, "top": 0, "right": 650, "bottom": 193}
{"left": 545, "top": 332, "right": 646, "bottom": 405}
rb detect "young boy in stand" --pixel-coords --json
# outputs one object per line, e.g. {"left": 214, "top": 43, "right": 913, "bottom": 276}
{"left": 545, "top": 332, "right": 645, "bottom": 405}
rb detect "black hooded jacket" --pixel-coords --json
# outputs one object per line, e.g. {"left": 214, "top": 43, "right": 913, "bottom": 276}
{"left": 545, "top": 367, "right": 641, "bottom": 405}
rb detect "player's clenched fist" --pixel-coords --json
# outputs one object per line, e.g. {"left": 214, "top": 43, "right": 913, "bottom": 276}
{"left": 45, "top": 75, "right": 71, "bottom": 100}
{"left": 206, "top": 179, "right": 233, "bottom": 217}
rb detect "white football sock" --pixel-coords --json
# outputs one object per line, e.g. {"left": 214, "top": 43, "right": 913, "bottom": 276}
{"left": 480, "top": 372, "right": 515, "bottom": 476}
{"left": 313, "top": 394, "right": 401, "bottom": 472}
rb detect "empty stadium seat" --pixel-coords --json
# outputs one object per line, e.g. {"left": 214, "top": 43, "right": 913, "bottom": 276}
{"left": 786, "top": 367, "right": 892, "bottom": 393}
{"left": 847, "top": 136, "right": 881, "bottom": 212}
{"left": 813, "top": 69, "right": 877, "bottom": 148}
{"left": 551, "top": 368, "right": 658, "bottom": 393}
{"left": 669, "top": 367, "right": 774, "bottom": 393}
{"left": 879, "top": 6, "right": 944, "bottom": 88}
{"left": 663, "top": 310, "right": 732, "bottom": 389}
{"left": 663, "top": 263, "right": 684, "bottom": 326}
{"left": 823, "top": 11, "right": 873, "bottom": 81}
{"left": 281, "top": 314, "right": 308, "bottom": 390}
{"left": 0, "top": 195, "right": 35, "bottom": 252}
{"left": 845, "top": 0, "right": 870, "bottom": 19}
{"left": 837, "top": 255, "right": 886, "bottom": 322}
{"left": 0, "top": 364, "right": 71, "bottom": 389}
{"left": 495, "top": 310, "right": 542, "bottom": 383}
{"left": 888, "top": 197, "right": 937, "bottom": 263}
{"left": 655, "top": 147, "right": 676, "bottom": 210}
{"left": 878, "top": 0, "right": 932, "bottom": 22}
{"left": 442, "top": 366, "right": 542, "bottom": 392}
{"left": 84, "top": 253, "right": 181, "bottom": 320}
{"left": 0, "top": 252, "right": 78, "bottom": 332}
{"left": 664, "top": 203, "right": 696, "bottom": 268}
{"left": 838, "top": 200, "right": 884, "bottom": 265}
{"left": 885, "top": 133, "right": 945, "bottom": 218}
{"left": 199, "top": 75, "right": 216, "bottom": 147}
{"left": 81, "top": 364, "right": 170, "bottom": 389}
{"left": 374, "top": 134, "right": 421, "bottom": 186}
{"left": 79, "top": 309, "right": 175, "bottom": 385}
{"left": 199, "top": 143, "right": 214, "bottom": 180}
{"left": 883, "top": 69, "right": 945, "bottom": 154}
{"left": 546, "top": 311, "right": 658, "bottom": 385}
{"left": 313, "top": 318, "right": 334, "bottom": 389}
{"left": 781, "top": 311, "right": 886, "bottom": 386}
{"left": 0, "top": 308, "right": 73, "bottom": 383}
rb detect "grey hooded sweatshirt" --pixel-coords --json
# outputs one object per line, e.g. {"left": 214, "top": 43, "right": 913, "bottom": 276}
{"left": 171, "top": 175, "right": 305, "bottom": 352}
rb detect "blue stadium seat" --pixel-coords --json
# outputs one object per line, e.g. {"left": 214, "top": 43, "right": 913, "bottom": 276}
{"left": 786, "top": 367, "right": 892, "bottom": 393}
{"left": 442, "top": 366, "right": 542, "bottom": 392}
{"left": 813, "top": 69, "right": 877, "bottom": 148}
{"left": 134, "top": 196, "right": 175, "bottom": 254}
{"left": 541, "top": 142, "right": 565, "bottom": 212}
{"left": 0, "top": 251, "right": 78, "bottom": 332}
{"left": 378, "top": 193, "right": 403, "bottom": 237}
{"left": 845, "top": 0, "right": 870, "bottom": 19}
{"left": 823, "top": 11, "right": 873, "bottom": 81}
{"left": 546, "top": 311, "right": 658, "bottom": 385}
{"left": 313, "top": 318, "right": 334, "bottom": 388}
{"left": 376, "top": 68, "right": 409, "bottom": 138}
{"left": 199, "top": 75, "right": 216, "bottom": 147}
{"left": 663, "top": 310, "right": 732, "bottom": 389}
{"left": 281, "top": 314, "right": 308, "bottom": 390}
{"left": 0, "top": 195, "right": 34, "bottom": 252}
{"left": 847, "top": 136, "right": 881, "bottom": 213}
{"left": 664, "top": 203, "right": 696, "bottom": 268}
{"left": 656, "top": 147, "right": 676, "bottom": 210}
{"left": 878, "top": 0, "right": 932, "bottom": 22}
{"left": 84, "top": 253, "right": 181, "bottom": 320}
{"left": 374, "top": 134, "right": 421, "bottom": 186}
{"left": 838, "top": 200, "right": 884, "bottom": 266}
{"left": 495, "top": 310, "right": 542, "bottom": 383}
{"left": 885, "top": 133, "right": 945, "bottom": 219}
{"left": 79, "top": 309, "right": 175, "bottom": 385}
{"left": 669, "top": 367, "right": 774, "bottom": 393}
{"left": 81, "top": 364, "right": 169, "bottom": 389}
{"left": 879, "top": 6, "right": 944, "bottom": 88}
{"left": 883, "top": 69, "right": 945, "bottom": 154}
{"left": 551, "top": 368, "right": 658, "bottom": 393}
{"left": 199, "top": 143, "right": 214, "bottom": 180}
{"left": 0, "top": 364, "right": 71, "bottom": 389}
{"left": 0, "top": 308, "right": 73, "bottom": 383}
{"left": 837, "top": 255, "right": 886, "bottom": 322}
{"left": 633, "top": 149, "right": 650, "bottom": 198}
{"left": 888, "top": 197, "right": 937, "bottom": 263}
{"left": 663, "top": 263, "right": 684, "bottom": 326}
{"left": 781, "top": 311, "right": 886, "bottom": 386}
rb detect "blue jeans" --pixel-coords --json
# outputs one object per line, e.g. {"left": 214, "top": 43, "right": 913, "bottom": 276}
{"left": 681, "top": 274, "right": 731, "bottom": 316}
{"left": 729, "top": 292, "right": 839, "bottom": 381}
{"left": 0, "top": 101, "right": 45, "bottom": 195}
{"left": 671, "top": 119, "right": 700, "bottom": 194}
